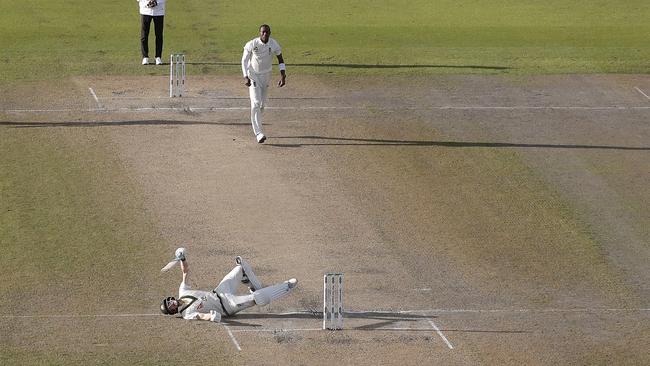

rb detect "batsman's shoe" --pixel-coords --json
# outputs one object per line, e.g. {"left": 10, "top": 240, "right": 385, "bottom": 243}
{"left": 256, "top": 133, "right": 266, "bottom": 143}
{"left": 142, "top": 57, "right": 149, "bottom": 65}
{"left": 253, "top": 278, "right": 298, "bottom": 306}
{"left": 155, "top": 57, "right": 163, "bottom": 65}
{"left": 236, "top": 256, "right": 263, "bottom": 291}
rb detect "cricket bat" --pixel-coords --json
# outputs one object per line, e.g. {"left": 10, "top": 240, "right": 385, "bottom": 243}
{"left": 161, "top": 259, "right": 179, "bottom": 272}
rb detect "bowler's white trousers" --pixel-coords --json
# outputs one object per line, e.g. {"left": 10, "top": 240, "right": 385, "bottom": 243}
{"left": 248, "top": 70, "right": 271, "bottom": 136}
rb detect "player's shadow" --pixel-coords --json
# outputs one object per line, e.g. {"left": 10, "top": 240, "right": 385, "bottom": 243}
{"left": 221, "top": 310, "right": 434, "bottom": 328}
{"left": 222, "top": 311, "right": 531, "bottom": 334}
{"left": 268, "top": 135, "right": 650, "bottom": 151}
{"left": 188, "top": 62, "right": 512, "bottom": 71}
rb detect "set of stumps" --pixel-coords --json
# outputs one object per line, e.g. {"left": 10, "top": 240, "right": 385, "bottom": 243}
{"left": 169, "top": 53, "right": 185, "bottom": 97}
{"left": 323, "top": 273, "right": 344, "bottom": 330}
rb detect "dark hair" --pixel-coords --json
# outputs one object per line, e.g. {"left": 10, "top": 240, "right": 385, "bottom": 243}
{"left": 260, "top": 24, "right": 271, "bottom": 32}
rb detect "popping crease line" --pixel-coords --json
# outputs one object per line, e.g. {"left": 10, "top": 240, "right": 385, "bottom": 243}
{"left": 229, "top": 327, "right": 446, "bottom": 332}
{"left": 2, "top": 308, "right": 648, "bottom": 318}
{"left": 2, "top": 106, "right": 650, "bottom": 114}
{"left": 1, "top": 106, "right": 353, "bottom": 112}
{"left": 429, "top": 319, "right": 454, "bottom": 349}
{"left": 1, "top": 314, "right": 162, "bottom": 318}
{"left": 88, "top": 87, "right": 102, "bottom": 109}
{"left": 102, "top": 96, "right": 337, "bottom": 100}
{"left": 635, "top": 87, "right": 650, "bottom": 100}
{"left": 223, "top": 325, "right": 241, "bottom": 351}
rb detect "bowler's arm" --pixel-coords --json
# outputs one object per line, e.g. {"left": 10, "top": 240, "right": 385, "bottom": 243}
{"left": 242, "top": 48, "right": 252, "bottom": 86}
{"left": 277, "top": 54, "right": 286, "bottom": 87}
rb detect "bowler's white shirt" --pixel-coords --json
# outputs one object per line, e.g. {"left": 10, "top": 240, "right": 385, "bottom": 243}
{"left": 178, "top": 281, "right": 225, "bottom": 319}
{"left": 243, "top": 37, "right": 282, "bottom": 75}
{"left": 138, "top": 0, "right": 165, "bottom": 16}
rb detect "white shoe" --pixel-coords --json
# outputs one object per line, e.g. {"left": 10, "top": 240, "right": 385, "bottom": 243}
{"left": 256, "top": 133, "right": 266, "bottom": 143}
{"left": 142, "top": 57, "right": 149, "bottom": 65}
{"left": 155, "top": 57, "right": 163, "bottom": 65}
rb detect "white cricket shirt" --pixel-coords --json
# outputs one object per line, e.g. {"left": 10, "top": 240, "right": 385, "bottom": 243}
{"left": 177, "top": 281, "right": 225, "bottom": 319}
{"left": 243, "top": 37, "right": 282, "bottom": 74}
{"left": 138, "top": 0, "right": 166, "bottom": 16}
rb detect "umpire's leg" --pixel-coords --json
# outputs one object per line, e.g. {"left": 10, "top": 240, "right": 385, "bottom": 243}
{"left": 140, "top": 15, "right": 152, "bottom": 58}
{"left": 153, "top": 15, "right": 164, "bottom": 58}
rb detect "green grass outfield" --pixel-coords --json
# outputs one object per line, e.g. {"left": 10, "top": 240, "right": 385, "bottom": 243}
{"left": 0, "top": 128, "right": 168, "bottom": 313}
{"left": 1, "top": 0, "right": 649, "bottom": 81}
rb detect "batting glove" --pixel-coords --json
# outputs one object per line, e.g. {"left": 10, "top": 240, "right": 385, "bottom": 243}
{"left": 175, "top": 247, "right": 186, "bottom": 261}
{"left": 210, "top": 310, "right": 221, "bottom": 323}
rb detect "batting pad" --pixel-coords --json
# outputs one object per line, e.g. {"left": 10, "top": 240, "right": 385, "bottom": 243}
{"left": 238, "top": 258, "right": 263, "bottom": 291}
{"left": 253, "top": 279, "right": 297, "bottom": 306}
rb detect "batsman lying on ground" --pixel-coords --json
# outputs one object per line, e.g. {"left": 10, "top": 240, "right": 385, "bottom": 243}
{"left": 159, "top": 248, "right": 298, "bottom": 322}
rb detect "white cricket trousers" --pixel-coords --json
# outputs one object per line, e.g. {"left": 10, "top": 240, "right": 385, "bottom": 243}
{"left": 248, "top": 71, "right": 271, "bottom": 136}
{"left": 214, "top": 265, "right": 255, "bottom": 315}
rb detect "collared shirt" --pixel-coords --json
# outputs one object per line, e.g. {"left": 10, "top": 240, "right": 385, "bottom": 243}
{"left": 242, "top": 37, "right": 282, "bottom": 75}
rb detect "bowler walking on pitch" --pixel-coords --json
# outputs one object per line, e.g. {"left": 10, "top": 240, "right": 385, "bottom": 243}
{"left": 241, "top": 24, "right": 287, "bottom": 143}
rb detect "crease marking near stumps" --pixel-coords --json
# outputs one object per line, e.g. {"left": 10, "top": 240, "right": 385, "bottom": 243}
{"left": 3, "top": 106, "right": 650, "bottom": 114}
{"left": 428, "top": 319, "right": 454, "bottom": 349}
{"left": 88, "top": 87, "right": 102, "bottom": 109}
{"left": 223, "top": 324, "right": 241, "bottom": 351}
{"left": 231, "top": 328, "right": 323, "bottom": 333}
{"left": 635, "top": 87, "right": 650, "bottom": 100}
{"left": 1, "top": 308, "right": 648, "bottom": 319}
{"left": 0, "top": 313, "right": 162, "bottom": 318}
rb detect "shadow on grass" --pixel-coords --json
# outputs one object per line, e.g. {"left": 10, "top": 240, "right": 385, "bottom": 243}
{"left": 4, "top": 124, "right": 645, "bottom": 151}
{"left": 266, "top": 135, "right": 649, "bottom": 151}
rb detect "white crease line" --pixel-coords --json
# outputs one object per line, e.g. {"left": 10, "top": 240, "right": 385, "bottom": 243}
{"left": 223, "top": 325, "right": 241, "bottom": 351}
{"left": 2, "top": 308, "right": 648, "bottom": 319}
{"left": 1, "top": 106, "right": 353, "bottom": 113}
{"left": 399, "top": 308, "right": 650, "bottom": 314}
{"left": 436, "top": 106, "right": 649, "bottom": 110}
{"left": 635, "top": 87, "right": 650, "bottom": 100}
{"left": 231, "top": 328, "right": 323, "bottom": 333}
{"left": 230, "top": 327, "right": 438, "bottom": 333}
{"left": 428, "top": 319, "right": 454, "bottom": 349}
{"left": 105, "top": 96, "right": 335, "bottom": 100}
{"left": 1, "top": 314, "right": 161, "bottom": 318}
{"left": 88, "top": 87, "right": 102, "bottom": 109}
{"left": 2, "top": 106, "right": 650, "bottom": 114}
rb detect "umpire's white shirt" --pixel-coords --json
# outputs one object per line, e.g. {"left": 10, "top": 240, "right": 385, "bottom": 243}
{"left": 243, "top": 37, "right": 282, "bottom": 75}
{"left": 138, "top": 0, "right": 165, "bottom": 16}
{"left": 177, "top": 281, "right": 225, "bottom": 319}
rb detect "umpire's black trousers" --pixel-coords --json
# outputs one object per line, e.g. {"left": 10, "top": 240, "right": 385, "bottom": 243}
{"left": 140, "top": 15, "right": 164, "bottom": 58}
